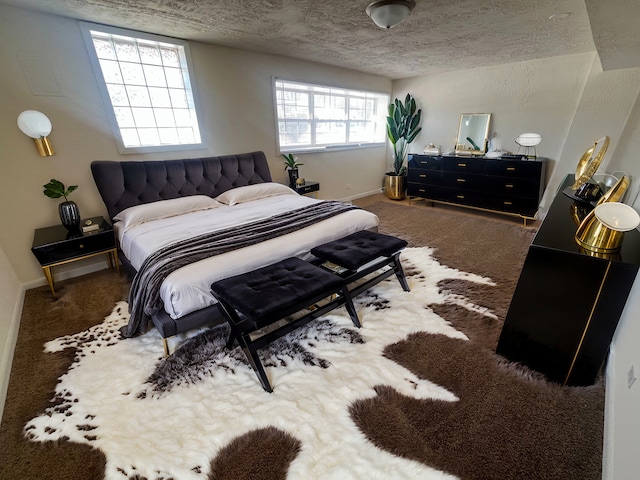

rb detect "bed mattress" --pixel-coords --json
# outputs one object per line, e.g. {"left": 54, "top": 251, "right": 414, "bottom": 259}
{"left": 116, "top": 193, "right": 379, "bottom": 320}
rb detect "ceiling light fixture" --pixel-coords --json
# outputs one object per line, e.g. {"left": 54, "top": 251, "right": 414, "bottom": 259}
{"left": 366, "top": 0, "right": 416, "bottom": 29}
{"left": 17, "top": 110, "right": 55, "bottom": 156}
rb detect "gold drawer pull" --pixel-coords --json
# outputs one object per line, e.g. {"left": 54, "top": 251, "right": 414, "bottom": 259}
{"left": 457, "top": 163, "right": 467, "bottom": 167}
{"left": 419, "top": 174, "right": 427, "bottom": 178}
{"left": 419, "top": 188, "right": 426, "bottom": 192}
{"left": 79, "top": 244, "right": 85, "bottom": 248}
{"left": 420, "top": 161, "right": 428, "bottom": 165}
{"left": 505, "top": 184, "right": 514, "bottom": 188}
{"left": 456, "top": 178, "right": 465, "bottom": 183}
{"left": 456, "top": 195, "right": 465, "bottom": 199}
{"left": 503, "top": 201, "right": 513, "bottom": 205}
{"left": 506, "top": 167, "right": 516, "bottom": 171}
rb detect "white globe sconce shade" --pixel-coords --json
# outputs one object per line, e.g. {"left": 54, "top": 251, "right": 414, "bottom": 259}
{"left": 17, "top": 110, "right": 55, "bottom": 156}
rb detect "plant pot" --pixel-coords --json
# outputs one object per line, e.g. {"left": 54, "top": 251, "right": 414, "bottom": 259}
{"left": 59, "top": 200, "right": 81, "bottom": 231}
{"left": 287, "top": 168, "right": 299, "bottom": 188}
{"left": 384, "top": 173, "right": 406, "bottom": 200}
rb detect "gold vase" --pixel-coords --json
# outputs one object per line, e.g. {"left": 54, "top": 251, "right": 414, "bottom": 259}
{"left": 384, "top": 174, "right": 406, "bottom": 200}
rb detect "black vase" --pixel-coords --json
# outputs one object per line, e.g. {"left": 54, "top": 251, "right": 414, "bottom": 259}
{"left": 59, "top": 200, "right": 81, "bottom": 231}
{"left": 287, "top": 168, "right": 299, "bottom": 188}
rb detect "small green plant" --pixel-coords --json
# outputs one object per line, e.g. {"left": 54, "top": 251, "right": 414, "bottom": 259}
{"left": 282, "top": 153, "right": 303, "bottom": 170}
{"left": 43, "top": 179, "right": 77, "bottom": 202}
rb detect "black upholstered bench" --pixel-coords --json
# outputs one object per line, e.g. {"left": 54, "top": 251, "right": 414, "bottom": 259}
{"left": 210, "top": 257, "right": 360, "bottom": 392}
{"left": 310, "top": 230, "right": 410, "bottom": 296}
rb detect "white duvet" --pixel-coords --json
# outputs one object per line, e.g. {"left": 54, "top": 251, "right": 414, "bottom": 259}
{"left": 116, "top": 193, "right": 379, "bottom": 320}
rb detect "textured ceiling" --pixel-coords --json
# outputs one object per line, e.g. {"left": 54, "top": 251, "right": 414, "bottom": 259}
{"left": 1, "top": 0, "right": 637, "bottom": 79}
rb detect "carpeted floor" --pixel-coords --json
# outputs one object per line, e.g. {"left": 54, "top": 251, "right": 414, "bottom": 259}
{"left": 0, "top": 199, "right": 605, "bottom": 479}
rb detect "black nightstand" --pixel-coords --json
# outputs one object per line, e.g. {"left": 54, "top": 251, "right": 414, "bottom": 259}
{"left": 31, "top": 216, "right": 119, "bottom": 299}
{"left": 294, "top": 181, "right": 320, "bottom": 198}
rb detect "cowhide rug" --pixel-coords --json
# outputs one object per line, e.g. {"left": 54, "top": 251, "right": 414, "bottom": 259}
{"left": 22, "top": 247, "right": 484, "bottom": 479}
{"left": 21, "top": 246, "right": 602, "bottom": 479}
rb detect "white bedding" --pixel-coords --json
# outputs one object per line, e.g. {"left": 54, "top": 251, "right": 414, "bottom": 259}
{"left": 116, "top": 193, "right": 379, "bottom": 320}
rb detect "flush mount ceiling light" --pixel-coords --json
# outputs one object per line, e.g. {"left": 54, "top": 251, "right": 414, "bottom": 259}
{"left": 366, "top": 0, "right": 416, "bottom": 29}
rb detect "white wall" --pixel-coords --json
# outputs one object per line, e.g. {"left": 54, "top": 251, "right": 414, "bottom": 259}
{"left": 0, "top": 246, "right": 24, "bottom": 424}
{"left": 0, "top": 4, "right": 391, "bottom": 286}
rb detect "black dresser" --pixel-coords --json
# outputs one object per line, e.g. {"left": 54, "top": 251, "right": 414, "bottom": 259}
{"left": 407, "top": 154, "right": 546, "bottom": 222}
{"left": 496, "top": 175, "right": 640, "bottom": 386}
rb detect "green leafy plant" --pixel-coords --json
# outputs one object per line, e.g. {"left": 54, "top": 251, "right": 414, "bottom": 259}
{"left": 386, "top": 93, "right": 422, "bottom": 176}
{"left": 43, "top": 179, "right": 77, "bottom": 202}
{"left": 282, "top": 153, "right": 303, "bottom": 170}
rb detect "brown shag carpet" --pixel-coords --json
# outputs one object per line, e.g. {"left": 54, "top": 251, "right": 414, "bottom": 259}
{"left": 0, "top": 199, "right": 604, "bottom": 479}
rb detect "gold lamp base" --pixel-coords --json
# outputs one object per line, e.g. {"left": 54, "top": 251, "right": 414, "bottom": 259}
{"left": 34, "top": 137, "right": 54, "bottom": 157}
{"left": 575, "top": 202, "right": 640, "bottom": 253}
{"left": 575, "top": 211, "right": 625, "bottom": 253}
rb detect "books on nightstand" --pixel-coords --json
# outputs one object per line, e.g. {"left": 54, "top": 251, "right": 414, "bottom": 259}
{"left": 82, "top": 223, "right": 100, "bottom": 233}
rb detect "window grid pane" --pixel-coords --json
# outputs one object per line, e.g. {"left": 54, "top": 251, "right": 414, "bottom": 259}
{"left": 275, "top": 79, "right": 388, "bottom": 151}
{"left": 90, "top": 29, "right": 201, "bottom": 149}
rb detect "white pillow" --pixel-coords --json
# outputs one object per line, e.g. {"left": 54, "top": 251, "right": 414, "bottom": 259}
{"left": 215, "top": 182, "right": 296, "bottom": 206}
{"left": 114, "top": 195, "right": 220, "bottom": 230}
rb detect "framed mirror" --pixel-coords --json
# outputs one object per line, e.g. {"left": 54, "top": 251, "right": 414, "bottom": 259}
{"left": 455, "top": 113, "right": 492, "bottom": 155}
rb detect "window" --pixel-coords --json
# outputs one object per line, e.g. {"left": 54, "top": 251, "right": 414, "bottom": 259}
{"left": 274, "top": 79, "right": 389, "bottom": 153}
{"left": 81, "top": 23, "right": 202, "bottom": 153}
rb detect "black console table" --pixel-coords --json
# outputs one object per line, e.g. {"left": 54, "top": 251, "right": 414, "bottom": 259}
{"left": 407, "top": 154, "right": 546, "bottom": 225}
{"left": 496, "top": 175, "right": 640, "bottom": 386}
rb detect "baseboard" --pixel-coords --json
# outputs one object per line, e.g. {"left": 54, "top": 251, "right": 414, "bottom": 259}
{"left": 0, "top": 285, "right": 25, "bottom": 425}
{"left": 603, "top": 350, "right": 616, "bottom": 479}
{"left": 340, "top": 188, "right": 383, "bottom": 202}
{"left": 22, "top": 257, "right": 115, "bottom": 291}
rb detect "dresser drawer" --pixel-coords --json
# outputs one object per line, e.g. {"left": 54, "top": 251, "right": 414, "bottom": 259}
{"left": 486, "top": 176, "right": 541, "bottom": 198}
{"left": 442, "top": 171, "right": 486, "bottom": 191}
{"left": 483, "top": 159, "right": 542, "bottom": 178}
{"left": 407, "top": 168, "right": 442, "bottom": 186}
{"left": 442, "top": 157, "right": 483, "bottom": 173}
{"left": 408, "top": 155, "right": 442, "bottom": 170}
{"left": 483, "top": 194, "right": 540, "bottom": 217}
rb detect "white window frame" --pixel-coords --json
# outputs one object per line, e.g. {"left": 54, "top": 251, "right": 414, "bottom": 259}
{"left": 80, "top": 22, "right": 204, "bottom": 154}
{"left": 273, "top": 78, "right": 389, "bottom": 154}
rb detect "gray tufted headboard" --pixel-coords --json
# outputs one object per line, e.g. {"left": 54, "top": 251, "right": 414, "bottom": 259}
{"left": 91, "top": 151, "right": 272, "bottom": 221}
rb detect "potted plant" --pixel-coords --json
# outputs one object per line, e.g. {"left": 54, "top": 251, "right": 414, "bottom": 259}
{"left": 282, "top": 153, "right": 304, "bottom": 188}
{"left": 43, "top": 179, "right": 80, "bottom": 231}
{"left": 385, "top": 93, "right": 422, "bottom": 200}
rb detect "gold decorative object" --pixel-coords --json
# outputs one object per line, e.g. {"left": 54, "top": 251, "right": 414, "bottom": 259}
{"left": 572, "top": 136, "right": 609, "bottom": 190}
{"left": 384, "top": 174, "right": 406, "bottom": 200}
{"left": 595, "top": 174, "right": 629, "bottom": 205}
{"left": 296, "top": 178, "right": 305, "bottom": 186}
{"left": 575, "top": 202, "right": 640, "bottom": 253}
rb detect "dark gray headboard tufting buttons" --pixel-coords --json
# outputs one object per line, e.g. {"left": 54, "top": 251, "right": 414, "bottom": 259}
{"left": 91, "top": 151, "right": 272, "bottom": 221}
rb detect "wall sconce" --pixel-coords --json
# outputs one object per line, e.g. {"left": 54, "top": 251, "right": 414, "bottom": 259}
{"left": 366, "top": 0, "right": 415, "bottom": 29}
{"left": 17, "top": 110, "right": 55, "bottom": 157}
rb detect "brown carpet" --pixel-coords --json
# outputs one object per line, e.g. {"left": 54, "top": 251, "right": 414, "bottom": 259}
{"left": 0, "top": 200, "right": 604, "bottom": 479}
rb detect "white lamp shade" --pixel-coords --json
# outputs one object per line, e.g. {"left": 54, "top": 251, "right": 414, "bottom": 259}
{"left": 17, "top": 110, "right": 52, "bottom": 138}
{"left": 366, "top": 1, "right": 415, "bottom": 29}
{"left": 516, "top": 133, "right": 542, "bottom": 147}
{"left": 595, "top": 202, "right": 640, "bottom": 232}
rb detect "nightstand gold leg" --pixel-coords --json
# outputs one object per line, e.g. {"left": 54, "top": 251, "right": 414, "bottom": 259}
{"left": 107, "top": 248, "right": 120, "bottom": 276}
{"left": 42, "top": 266, "right": 56, "bottom": 300}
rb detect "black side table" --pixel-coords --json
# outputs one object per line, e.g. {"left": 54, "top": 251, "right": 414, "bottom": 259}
{"left": 294, "top": 181, "right": 320, "bottom": 198}
{"left": 31, "top": 216, "right": 119, "bottom": 299}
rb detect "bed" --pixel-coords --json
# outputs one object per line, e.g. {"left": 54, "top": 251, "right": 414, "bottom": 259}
{"left": 91, "top": 151, "right": 379, "bottom": 352}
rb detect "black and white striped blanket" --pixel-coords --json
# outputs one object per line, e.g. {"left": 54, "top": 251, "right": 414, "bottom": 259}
{"left": 125, "top": 201, "right": 359, "bottom": 337}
